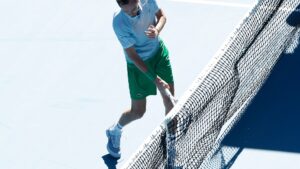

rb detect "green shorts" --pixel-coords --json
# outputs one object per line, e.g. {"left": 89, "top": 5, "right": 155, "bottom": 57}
{"left": 127, "top": 41, "right": 174, "bottom": 100}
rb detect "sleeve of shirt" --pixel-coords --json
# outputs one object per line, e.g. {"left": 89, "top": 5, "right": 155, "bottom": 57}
{"left": 149, "top": 0, "right": 160, "bottom": 13}
{"left": 112, "top": 17, "right": 136, "bottom": 49}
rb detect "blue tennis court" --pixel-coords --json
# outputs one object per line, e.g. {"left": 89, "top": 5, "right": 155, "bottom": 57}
{"left": 1, "top": 0, "right": 300, "bottom": 168}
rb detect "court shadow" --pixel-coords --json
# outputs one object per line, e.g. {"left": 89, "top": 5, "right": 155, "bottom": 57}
{"left": 286, "top": 4, "right": 300, "bottom": 27}
{"left": 223, "top": 34, "right": 300, "bottom": 152}
{"left": 220, "top": 7, "right": 300, "bottom": 168}
{"left": 102, "top": 154, "right": 120, "bottom": 169}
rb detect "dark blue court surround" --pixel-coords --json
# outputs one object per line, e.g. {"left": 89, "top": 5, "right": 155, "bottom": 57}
{"left": 222, "top": 6, "right": 300, "bottom": 166}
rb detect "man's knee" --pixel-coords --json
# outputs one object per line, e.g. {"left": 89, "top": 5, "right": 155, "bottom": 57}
{"left": 131, "top": 107, "right": 146, "bottom": 119}
{"left": 131, "top": 99, "right": 146, "bottom": 119}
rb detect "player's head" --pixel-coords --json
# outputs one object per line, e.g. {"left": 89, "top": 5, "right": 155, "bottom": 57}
{"left": 116, "top": 0, "right": 140, "bottom": 16}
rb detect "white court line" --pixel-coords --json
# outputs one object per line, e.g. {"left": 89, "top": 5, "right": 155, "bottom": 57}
{"left": 168, "top": 0, "right": 255, "bottom": 8}
{"left": 169, "top": 0, "right": 300, "bottom": 12}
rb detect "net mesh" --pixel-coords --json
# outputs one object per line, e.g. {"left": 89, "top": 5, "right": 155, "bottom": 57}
{"left": 122, "top": 0, "right": 300, "bottom": 168}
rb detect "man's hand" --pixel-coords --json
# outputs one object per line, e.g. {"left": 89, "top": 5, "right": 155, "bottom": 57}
{"left": 145, "top": 25, "right": 159, "bottom": 39}
{"left": 155, "top": 76, "right": 177, "bottom": 110}
{"left": 155, "top": 76, "right": 170, "bottom": 95}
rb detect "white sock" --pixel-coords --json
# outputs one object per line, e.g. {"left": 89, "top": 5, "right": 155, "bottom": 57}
{"left": 111, "top": 123, "right": 123, "bottom": 133}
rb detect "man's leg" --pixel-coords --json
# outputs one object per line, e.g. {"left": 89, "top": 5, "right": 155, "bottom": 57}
{"left": 161, "top": 83, "right": 175, "bottom": 115}
{"left": 118, "top": 98, "right": 147, "bottom": 127}
{"left": 106, "top": 98, "right": 147, "bottom": 158}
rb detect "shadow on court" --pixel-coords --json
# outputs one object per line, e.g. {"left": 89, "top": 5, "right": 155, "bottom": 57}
{"left": 102, "top": 154, "right": 120, "bottom": 169}
{"left": 221, "top": 4, "right": 300, "bottom": 168}
{"left": 286, "top": 4, "right": 300, "bottom": 27}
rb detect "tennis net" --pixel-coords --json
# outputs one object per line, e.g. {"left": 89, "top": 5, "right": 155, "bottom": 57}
{"left": 122, "top": 0, "right": 300, "bottom": 168}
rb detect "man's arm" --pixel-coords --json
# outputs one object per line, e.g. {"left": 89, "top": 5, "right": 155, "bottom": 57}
{"left": 155, "top": 9, "right": 167, "bottom": 34}
{"left": 125, "top": 47, "right": 156, "bottom": 81}
{"left": 145, "top": 9, "right": 167, "bottom": 38}
{"left": 125, "top": 46, "right": 170, "bottom": 91}
{"left": 125, "top": 47, "right": 147, "bottom": 72}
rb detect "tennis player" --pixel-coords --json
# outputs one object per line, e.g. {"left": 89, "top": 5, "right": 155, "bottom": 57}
{"left": 106, "top": 0, "right": 175, "bottom": 158}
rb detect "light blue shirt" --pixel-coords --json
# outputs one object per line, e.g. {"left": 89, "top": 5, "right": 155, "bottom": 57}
{"left": 113, "top": 0, "right": 160, "bottom": 63}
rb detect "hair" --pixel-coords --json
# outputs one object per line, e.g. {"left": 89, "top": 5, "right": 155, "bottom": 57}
{"left": 116, "top": 0, "right": 129, "bottom": 5}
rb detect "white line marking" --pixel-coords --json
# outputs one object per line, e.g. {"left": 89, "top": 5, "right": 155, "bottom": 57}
{"left": 168, "top": 0, "right": 255, "bottom": 8}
